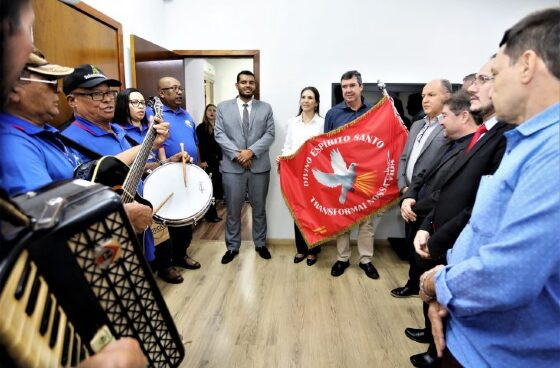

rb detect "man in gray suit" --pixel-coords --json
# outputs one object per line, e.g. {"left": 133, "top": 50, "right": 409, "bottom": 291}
{"left": 391, "top": 79, "right": 451, "bottom": 298}
{"left": 214, "top": 70, "right": 275, "bottom": 264}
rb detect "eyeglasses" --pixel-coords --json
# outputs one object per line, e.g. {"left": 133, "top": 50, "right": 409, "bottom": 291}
{"left": 72, "top": 90, "right": 118, "bottom": 101}
{"left": 19, "top": 77, "right": 60, "bottom": 92}
{"left": 473, "top": 75, "right": 494, "bottom": 86}
{"left": 129, "top": 100, "right": 147, "bottom": 108}
{"left": 160, "top": 86, "right": 184, "bottom": 93}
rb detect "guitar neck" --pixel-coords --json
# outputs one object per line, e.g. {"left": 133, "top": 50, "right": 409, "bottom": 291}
{"left": 121, "top": 126, "right": 157, "bottom": 204}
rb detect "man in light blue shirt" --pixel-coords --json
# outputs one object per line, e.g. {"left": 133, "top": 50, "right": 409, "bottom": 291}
{"left": 420, "top": 8, "right": 560, "bottom": 367}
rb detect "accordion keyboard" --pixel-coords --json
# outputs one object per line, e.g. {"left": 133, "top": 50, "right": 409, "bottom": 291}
{"left": 0, "top": 249, "right": 89, "bottom": 368}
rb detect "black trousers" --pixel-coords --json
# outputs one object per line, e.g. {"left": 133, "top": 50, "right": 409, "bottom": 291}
{"left": 152, "top": 225, "right": 193, "bottom": 271}
{"left": 153, "top": 240, "right": 172, "bottom": 271}
{"left": 204, "top": 203, "right": 218, "bottom": 220}
{"left": 168, "top": 224, "right": 193, "bottom": 261}
{"left": 405, "top": 219, "right": 434, "bottom": 290}
{"left": 294, "top": 223, "right": 320, "bottom": 255}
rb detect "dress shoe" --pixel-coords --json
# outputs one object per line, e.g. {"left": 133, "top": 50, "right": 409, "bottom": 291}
{"left": 256, "top": 246, "right": 271, "bottom": 259}
{"left": 173, "top": 256, "right": 201, "bottom": 270}
{"left": 405, "top": 328, "right": 431, "bottom": 343}
{"left": 410, "top": 351, "right": 439, "bottom": 368}
{"left": 391, "top": 284, "right": 419, "bottom": 298}
{"left": 221, "top": 250, "right": 239, "bottom": 264}
{"left": 207, "top": 217, "right": 222, "bottom": 223}
{"left": 294, "top": 253, "right": 306, "bottom": 263}
{"left": 306, "top": 255, "right": 318, "bottom": 266}
{"left": 158, "top": 267, "right": 183, "bottom": 284}
{"left": 331, "top": 260, "right": 350, "bottom": 277}
{"left": 359, "top": 262, "right": 379, "bottom": 279}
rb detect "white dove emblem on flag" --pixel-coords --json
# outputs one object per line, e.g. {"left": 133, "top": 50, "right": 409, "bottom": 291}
{"left": 312, "top": 149, "right": 357, "bottom": 204}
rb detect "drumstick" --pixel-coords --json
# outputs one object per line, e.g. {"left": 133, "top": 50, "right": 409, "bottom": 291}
{"left": 180, "top": 142, "right": 187, "bottom": 187}
{"left": 154, "top": 192, "right": 174, "bottom": 214}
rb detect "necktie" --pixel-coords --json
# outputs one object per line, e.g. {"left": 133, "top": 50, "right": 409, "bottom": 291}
{"left": 465, "top": 124, "right": 488, "bottom": 153}
{"left": 242, "top": 103, "right": 249, "bottom": 147}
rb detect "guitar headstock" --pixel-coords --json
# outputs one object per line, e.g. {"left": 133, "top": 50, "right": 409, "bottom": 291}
{"left": 153, "top": 96, "right": 163, "bottom": 122}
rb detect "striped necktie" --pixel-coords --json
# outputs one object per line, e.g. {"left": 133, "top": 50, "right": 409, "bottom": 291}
{"left": 242, "top": 103, "right": 249, "bottom": 147}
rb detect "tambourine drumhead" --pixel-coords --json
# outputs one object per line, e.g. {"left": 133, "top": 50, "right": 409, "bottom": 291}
{"left": 143, "top": 163, "right": 213, "bottom": 226}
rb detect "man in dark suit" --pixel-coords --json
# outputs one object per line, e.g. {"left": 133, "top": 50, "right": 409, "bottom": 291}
{"left": 391, "top": 79, "right": 451, "bottom": 298}
{"left": 398, "top": 91, "right": 477, "bottom": 367}
{"left": 214, "top": 70, "right": 275, "bottom": 264}
{"left": 414, "top": 57, "right": 513, "bottom": 261}
{"left": 407, "top": 57, "right": 514, "bottom": 368}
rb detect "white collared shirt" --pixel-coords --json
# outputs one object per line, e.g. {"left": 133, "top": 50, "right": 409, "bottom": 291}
{"left": 480, "top": 115, "right": 498, "bottom": 141}
{"left": 406, "top": 114, "right": 442, "bottom": 182}
{"left": 236, "top": 97, "right": 253, "bottom": 128}
{"left": 281, "top": 114, "right": 325, "bottom": 156}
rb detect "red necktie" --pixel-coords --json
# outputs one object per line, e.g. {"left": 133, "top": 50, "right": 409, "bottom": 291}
{"left": 466, "top": 124, "right": 488, "bottom": 153}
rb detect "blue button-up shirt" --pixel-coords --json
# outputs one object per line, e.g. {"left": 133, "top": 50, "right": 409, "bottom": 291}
{"left": 146, "top": 105, "right": 198, "bottom": 163}
{"left": 0, "top": 113, "right": 82, "bottom": 196}
{"left": 324, "top": 99, "right": 373, "bottom": 132}
{"left": 435, "top": 103, "right": 560, "bottom": 367}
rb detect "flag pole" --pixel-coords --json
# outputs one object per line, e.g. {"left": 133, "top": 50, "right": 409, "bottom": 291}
{"left": 377, "top": 80, "right": 406, "bottom": 128}
{"left": 377, "top": 80, "right": 389, "bottom": 97}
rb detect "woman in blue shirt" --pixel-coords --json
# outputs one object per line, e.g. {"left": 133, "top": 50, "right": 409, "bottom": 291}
{"left": 113, "top": 88, "right": 183, "bottom": 283}
{"left": 114, "top": 88, "right": 165, "bottom": 161}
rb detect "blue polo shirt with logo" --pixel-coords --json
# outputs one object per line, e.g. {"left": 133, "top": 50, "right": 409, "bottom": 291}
{"left": 0, "top": 113, "right": 83, "bottom": 196}
{"left": 62, "top": 116, "right": 134, "bottom": 156}
{"left": 120, "top": 122, "right": 159, "bottom": 163}
{"left": 121, "top": 122, "right": 147, "bottom": 145}
{"left": 146, "top": 105, "right": 198, "bottom": 163}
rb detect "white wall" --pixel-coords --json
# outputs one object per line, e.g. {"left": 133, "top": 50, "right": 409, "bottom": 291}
{"left": 208, "top": 58, "right": 253, "bottom": 105}
{"left": 83, "top": 0, "right": 557, "bottom": 240}
{"left": 183, "top": 59, "right": 206, "bottom": 124}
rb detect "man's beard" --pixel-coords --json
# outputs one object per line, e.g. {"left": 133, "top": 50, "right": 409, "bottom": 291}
{"left": 239, "top": 90, "right": 253, "bottom": 99}
{"left": 472, "top": 103, "right": 495, "bottom": 121}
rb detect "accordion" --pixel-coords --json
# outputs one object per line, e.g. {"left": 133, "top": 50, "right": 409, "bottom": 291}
{"left": 0, "top": 180, "right": 184, "bottom": 367}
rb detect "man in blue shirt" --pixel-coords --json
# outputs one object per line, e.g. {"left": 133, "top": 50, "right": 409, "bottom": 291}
{"left": 0, "top": 52, "right": 158, "bottom": 237}
{"left": 420, "top": 9, "right": 560, "bottom": 367}
{"left": 61, "top": 64, "right": 187, "bottom": 284}
{"left": 324, "top": 70, "right": 380, "bottom": 280}
{"left": 0, "top": 53, "right": 77, "bottom": 196}
{"left": 145, "top": 77, "right": 201, "bottom": 271}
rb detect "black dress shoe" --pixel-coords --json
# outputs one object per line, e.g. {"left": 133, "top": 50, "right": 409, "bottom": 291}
{"left": 173, "top": 256, "right": 201, "bottom": 270}
{"left": 405, "top": 328, "right": 431, "bottom": 343}
{"left": 221, "top": 250, "right": 239, "bottom": 264}
{"left": 158, "top": 267, "right": 183, "bottom": 284}
{"left": 294, "top": 254, "right": 306, "bottom": 263}
{"left": 359, "top": 262, "right": 379, "bottom": 279}
{"left": 306, "top": 255, "right": 318, "bottom": 266}
{"left": 391, "top": 284, "right": 419, "bottom": 298}
{"left": 331, "top": 260, "right": 350, "bottom": 276}
{"left": 410, "top": 351, "right": 439, "bottom": 368}
{"left": 256, "top": 246, "right": 271, "bottom": 259}
{"left": 207, "top": 217, "right": 222, "bottom": 223}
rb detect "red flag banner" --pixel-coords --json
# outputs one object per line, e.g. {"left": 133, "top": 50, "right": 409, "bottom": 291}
{"left": 279, "top": 97, "right": 408, "bottom": 247}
